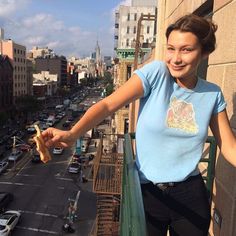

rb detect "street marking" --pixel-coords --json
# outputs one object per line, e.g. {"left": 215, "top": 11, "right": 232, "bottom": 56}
{"left": 55, "top": 177, "right": 73, "bottom": 181}
{"left": 16, "top": 173, "right": 36, "bottom": 177}
{"left": 16, "top": 226, "right": 58, "bottom": 235}
{"left": 0, "top": 181, "right": 41, "bottom": 187}
{"left": 57, "top": 186, "right": 65, "bottom": 190}
{"left": 19, "top": 210, "right": 58, "bottom": 218}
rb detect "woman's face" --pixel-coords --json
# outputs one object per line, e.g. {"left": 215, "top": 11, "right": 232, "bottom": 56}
{"left": 165, "top": 30, "right": 204, "bottom": 84}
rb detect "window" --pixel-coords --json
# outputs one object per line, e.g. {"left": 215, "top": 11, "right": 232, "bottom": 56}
{"left": 147, "top": 26, "right": 150, "bottom": 34}
{"left": 114, "top": 35, "right": 118, "bottom": 40}
{"left": 126, "top": 39, "right": 129, "bottom": 47}
{"left": 127, "top": 65, "right": 132, "bottom": 80}
{"left": 127, "top": 26, "right": 130, "bottom": 34}
{"left": 127, "top": 13, "right": 130, "bottom": 21}
{"left": 115, "top": 23, "right": 119, "bottom": 28}
{"left": 134, "top": 13, "right": 137, "bottom": 21}
{"left": 133, "top": 26, "right": 136, "bottom": 34}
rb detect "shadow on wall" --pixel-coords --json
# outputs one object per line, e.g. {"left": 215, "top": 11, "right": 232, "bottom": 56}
{"left": 229, "top": 92, "right": 236, "bottom": 131}
{"left": 212, "top": 92, "right": 236, "bottom": 236}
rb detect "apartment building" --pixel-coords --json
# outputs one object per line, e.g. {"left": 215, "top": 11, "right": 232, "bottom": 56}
{"left": 113, "top": 0, "right": 157, "bottom": 134}
{"left": 0, "top": 55, "right": 13, "bottom": 112}
{"left": 0, "top": 38, "right": 27, "bottom": 99}
{"left": 35, "top": 55, "right": 67, "bottom": 86}
{"left": 114, "top": 1, "right": 157, "bottom": 50}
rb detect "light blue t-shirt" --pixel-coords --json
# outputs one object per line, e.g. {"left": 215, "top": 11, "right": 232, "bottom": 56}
{"left": 134, "top": 60, "right": 226, "bottom": 184}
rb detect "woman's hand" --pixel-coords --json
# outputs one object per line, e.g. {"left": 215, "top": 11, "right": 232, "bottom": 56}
{"left": 41, "top": 127, "right": 77, "bottom": 148}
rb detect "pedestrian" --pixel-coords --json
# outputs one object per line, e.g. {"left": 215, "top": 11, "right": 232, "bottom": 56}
{"left": 68, "top": 201, "right": 76, "bottom": 224}
{"left": 42, "top": 14, "right": 236, "bottom": 236}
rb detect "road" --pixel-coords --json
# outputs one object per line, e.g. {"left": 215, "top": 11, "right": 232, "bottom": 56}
{"left": 0, "top": 87, "right": 104, "bottom": 235}
{"left": 0, "top": 134, "right": 96, "bottom": 236}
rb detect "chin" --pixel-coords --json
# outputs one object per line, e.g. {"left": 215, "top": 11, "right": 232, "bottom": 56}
{"left": 169, "top": 69, "right": 187, "bottom": 79}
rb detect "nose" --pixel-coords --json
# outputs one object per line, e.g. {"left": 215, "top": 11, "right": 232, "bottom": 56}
{"left": 172, "top": 51, "right": 182, "bottom": 64}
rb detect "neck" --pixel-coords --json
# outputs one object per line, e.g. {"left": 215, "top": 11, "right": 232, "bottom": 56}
{"left": 174, "top": 76, "right": 198, "bottom": 89}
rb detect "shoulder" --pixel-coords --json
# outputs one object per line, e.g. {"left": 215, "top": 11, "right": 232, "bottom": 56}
{"left": 198, "top": 78, "right": 222, "bottom": 92}
{"left": 134, "top": 60, "right": 169, "bottom": 79}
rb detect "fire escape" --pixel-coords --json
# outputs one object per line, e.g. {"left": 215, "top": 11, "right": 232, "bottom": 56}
{"left": 91, "top": 135, "right": 123, "bottom": 236}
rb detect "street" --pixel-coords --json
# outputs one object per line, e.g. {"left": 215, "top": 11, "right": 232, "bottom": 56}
{"left": 0, "top": 144, "right": 97, "bottom": 235}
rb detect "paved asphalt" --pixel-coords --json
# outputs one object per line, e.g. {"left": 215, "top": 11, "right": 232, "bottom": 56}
{"left": 0, "top": 142, "right": 97, "bottom": 236}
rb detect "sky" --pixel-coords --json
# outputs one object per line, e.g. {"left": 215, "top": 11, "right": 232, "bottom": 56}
{"left": 0, "top": 0, "right": 132, "bottom": 58}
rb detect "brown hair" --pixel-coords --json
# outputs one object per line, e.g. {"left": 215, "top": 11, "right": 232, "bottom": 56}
{"left": 166, "top": 14, "right": 218, "bottom": 54}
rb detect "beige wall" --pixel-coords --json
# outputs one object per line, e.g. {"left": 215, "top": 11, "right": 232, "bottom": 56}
{"left": 154, "top": 0, "right": 236, "bottom": 235}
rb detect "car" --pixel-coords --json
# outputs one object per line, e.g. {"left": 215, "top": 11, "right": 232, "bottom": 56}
{"left": 68, "top": 162, "right": 81, "bottom": 174}
{"left": 31, "top": 148, "right": 41, "bottom": 163}
{"left": 62, "top": 120, "right": 71, "bottom": 128}
{"left": 7, "top": 150, "right": 23, "bottom": 161}
{"left": 52, "top": 147, "right": 64, "bottom": 155}
{"left": 0, "top": 193, "right": 13, "bottom": 213}
{"left": 0, "top": 210, "right": 21, "bottom": 235}
{"left": 0, "top": 162, "right": 9, "bottom": 175}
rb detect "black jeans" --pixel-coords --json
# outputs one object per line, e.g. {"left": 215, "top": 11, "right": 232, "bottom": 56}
{"left": 141, "top": 174, "right": 211, "bottom": 236}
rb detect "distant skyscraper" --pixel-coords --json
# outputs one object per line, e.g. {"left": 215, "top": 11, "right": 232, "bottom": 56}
{"left": 95, "top": 41, "right": 101, "bottom": 64}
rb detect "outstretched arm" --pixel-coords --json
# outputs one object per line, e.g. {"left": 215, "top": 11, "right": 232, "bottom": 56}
{"left": 42, "top": 74, "right": 144, "bottom": 147}
{"left": 210, "top": 109, "right": 236, "bottom": 167}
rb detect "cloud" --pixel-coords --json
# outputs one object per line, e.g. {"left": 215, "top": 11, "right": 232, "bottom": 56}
{"left": 22, "top": 14, "right": 64, "bottom": 31}
{"left": 0, "top": 0, "right": 30, "bottom": 17}
{"left": 0, "top": 0, "right": 119, "bottom": 58}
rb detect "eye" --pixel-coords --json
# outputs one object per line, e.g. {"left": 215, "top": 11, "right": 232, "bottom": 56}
{"left": 166, "top": 46, "right": 175, "bottom": 51}
{"left": 182, "top": 48, "right": 193, "bottom": 52}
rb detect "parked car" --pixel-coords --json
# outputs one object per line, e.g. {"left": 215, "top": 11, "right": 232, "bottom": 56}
{"left": 0, "top": 162, "right": 9, "bottom": 175}
{"left": 31, "top": 149, "right": 41, "bottom": 163}
{"left": 62, "top": 120, "right": 71, "bottom": 128}
{"left": 0, "top": 210, "right": 21, "bottom": 235}
{"left": 52, "top": 147, "right": 64, "bottom": 155}
{"left": 68, "top": 162, "right": 81, "bottom": 174}
{"left": 0, "top": 192, "right": 13, "bottom": 213}
{"left": 8, "top": 150, "right": 23, "bottom": 161}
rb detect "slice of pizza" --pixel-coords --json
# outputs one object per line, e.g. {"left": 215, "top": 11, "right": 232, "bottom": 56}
{"left": 33, "top": 124, "right": 51, "bottom": 163}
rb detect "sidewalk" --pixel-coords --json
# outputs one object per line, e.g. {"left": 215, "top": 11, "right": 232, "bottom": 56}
{"left": 62, "top": 138, "right": 98, "bottom": 236}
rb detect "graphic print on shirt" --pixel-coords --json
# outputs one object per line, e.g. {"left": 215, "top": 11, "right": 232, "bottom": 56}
{"left": 166, "top": 97, "right": 198, "bottom": 134}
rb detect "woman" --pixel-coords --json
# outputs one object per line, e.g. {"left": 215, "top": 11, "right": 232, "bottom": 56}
{"left": 42, "top": 14, "right": 236, "bottom": 235}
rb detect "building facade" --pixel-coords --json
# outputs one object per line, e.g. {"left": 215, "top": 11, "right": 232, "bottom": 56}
{"left": 114, "top": 3, "right": 157, "bottom": 50}
{"left": 0, "top": 39, "right": 27, "bottom": 99}
{"left": 35, "top": 55, "right": 67, "bottom": 86}
{"left": 139, "top": 0, "right": 236, "bottom": 235}
{"left": 0, "top": 55, "right": 13, "bottom": 112}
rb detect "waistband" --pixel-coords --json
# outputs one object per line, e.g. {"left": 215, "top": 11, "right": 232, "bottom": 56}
{"left": 151, "top": 174, "right": 201, "bottom": 191}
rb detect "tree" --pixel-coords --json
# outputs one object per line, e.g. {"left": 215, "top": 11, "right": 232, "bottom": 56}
{"left": 15, "top": 95, "right": 41, "bottom": 122}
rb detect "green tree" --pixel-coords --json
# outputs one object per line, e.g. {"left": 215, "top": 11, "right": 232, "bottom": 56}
{"left": 15, "top": 95, "right": 41, "bottom": 121}
{"left": 0, "top": 111, "right": 9, "bottom": 125}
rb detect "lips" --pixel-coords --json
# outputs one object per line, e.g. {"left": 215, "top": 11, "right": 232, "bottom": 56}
{"left": 170, "top": 65, "right": 185, "bottom": 71}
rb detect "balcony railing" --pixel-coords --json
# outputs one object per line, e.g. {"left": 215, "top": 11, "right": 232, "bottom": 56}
{"left": 120, "top": 133, "right": 217, "bottom": 235}
{"left": 120, "top": 133, "right": 147, "bottom": 236}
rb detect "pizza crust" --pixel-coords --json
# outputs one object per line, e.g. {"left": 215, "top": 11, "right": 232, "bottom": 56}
{"left": 33, "top": 125, "right": 51, "bottom": 163}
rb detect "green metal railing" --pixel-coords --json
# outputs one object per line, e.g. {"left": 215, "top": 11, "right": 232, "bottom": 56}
{"left": 120, "top": 133, "right": 217, "bottom": 235}
{"left": 201, "top": 136, "right": 217, "bottom": 202}
{"left": 120, "top": 133, "right": 147, "bottom": 236}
